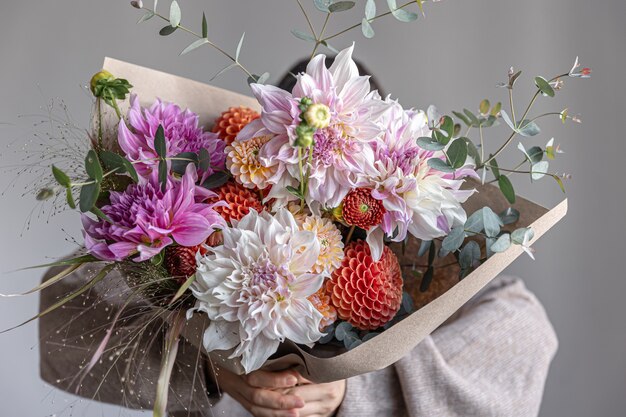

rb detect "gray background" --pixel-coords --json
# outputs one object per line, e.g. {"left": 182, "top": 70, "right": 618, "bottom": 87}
{"left": 0, "top": 1, "right": 623, "bottom": 416}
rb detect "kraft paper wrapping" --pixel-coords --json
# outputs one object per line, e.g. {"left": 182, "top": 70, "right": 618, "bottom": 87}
{"left": 102, "top": 58, "right": 568, "bottom": 383}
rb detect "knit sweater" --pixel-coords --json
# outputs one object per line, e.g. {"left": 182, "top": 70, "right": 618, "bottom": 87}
{"left": 39, "top": 266, "right": 557, "bottom": 417}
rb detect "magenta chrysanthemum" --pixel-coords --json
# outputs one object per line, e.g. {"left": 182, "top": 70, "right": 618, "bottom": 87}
{"left": 82, "top": 165, "right": 225, "bottom": 262}
{"left": 118, "top": 94, "right": 225, "bottom": 182}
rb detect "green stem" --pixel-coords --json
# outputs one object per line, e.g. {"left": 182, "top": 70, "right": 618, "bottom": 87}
{"left": 110, "top": 99, "right": 123, "bottom": 120}
{"left": 310, "top": 13, "right": 331, "bottom": 59}
{"left": 296, "top": 0, "right": 317, "bottom": 39}
{"left": 508, "top": 88, "right": 516, "bottom": 128}
{"left": 97, "top": 99, "right": 103, "bottom": 150}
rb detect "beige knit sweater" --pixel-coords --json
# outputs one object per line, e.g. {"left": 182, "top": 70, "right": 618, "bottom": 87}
{"left": 39, "top": 266, "right": 557, "bottom": 417}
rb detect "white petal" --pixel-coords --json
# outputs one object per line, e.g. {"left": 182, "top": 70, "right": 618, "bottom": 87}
{"left": 236, "top": 336, "right": 281, "bottom": 373}
{"left": 366, "top": 227, "right": 386, "bottom": 262}
{"left": 329, "top": 43, "right": 359, "bottom": 92}
{"left": 203, "top": 320, "right": 240, "bottom": 352}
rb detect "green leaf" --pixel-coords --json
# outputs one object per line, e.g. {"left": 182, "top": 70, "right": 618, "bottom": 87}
{"left": 490, "top": 157, "right": 501, "bottom": 178}
{"left": 79, "top": 182, "right": 100, "bottom": 213}
{"left": 137, "top": 12, "right": 155, "bottom": 24}
{"left": 463, "top": 109, "right": 480, "bottom": 127}
{"left": 464, "top": 138, "right": 481, "bottom": 165}
{"left": 531, "top": 161, "right": 549, "bottom": 180}
{"left": 417, "top": 240, "right": 432, "bottom": 257}
{"left": 511, "top": 227, "right": 534, "bottom": 245}
{"left": 365, "top": 0, "right": 376, "bottom": 19}
{"left": 291, "top": 29, "right": 316, "bottom": 42}
{"left": 198, "top": 148, "right": 211, "bottom": 172}
{"left": 452, "top": 111, "right": 471, "bottom": 126}
{"left": 479, "top": 99, "right": 490, "bottom": 115}
{"left": 361, "top": 18, "right": 375, "bottom": 38}
{"left": 464, "top": 210, "right": 484, "bottom": 235}
{"left": 447, "top": 139, "right": 468, "bottom": 169}
{"left": 553, "top": 175, "right": 566, "bottom": 193}
{"left": 52, "top": 165, "right": 71, "bottom": 188}
{"left": 459, "top": 241, "right": 481, "bottom": 269}
{"left": 159, "top": 25, "right": 177, "bottom": 36}
{"left": 527, "top": 146, "right": 544, "bottom": 164}
{"left": 517, "top": 120, "right": 541, "bottom": 137}
{"left": 169, "top": 274, "right": 196, "bottom": 305}
{"left": 329, "top": 1, "right": 356, "bottom": 12}
{"left": 90, "top": 206, "right": 112, "bottom": 223}
{"left": 499, "top": 207, "right": 520, "bottom": 225}
{"left": 201, "top": 171, "right": 230, "bottom": 189}
{"left": 490, "top": 233, "right": 511, "bottom": 253}
{"left": 500, "top": 109, "right": 516, "bottom": 131}
{"left": 490, "top": 102, "right": 502, "bottom": 117}
{"left": 420, "top": 266, "right": 434, "bottom": 292}
{"left": 202, "top": 12, "right": 208, "bottom": 38}
{"left": 155, "top": 125, "right": 167, "bottom": 158}
{"left": 66, "top": 188, "right": 76, "bottom": 209}
{"left": 158, "top": 160, "right": 168, "bottom": 192}
{"left": 392, "top": 8, "right": 418, "bottom": 22}
{"left": 417, "top": 137, "right": 445, "bottom": 151}
{"left": 314, "top": 0, "right": 332, "bottom": 12}
{"left": 236, "top": 32, "right": 245, "bottom": 61}
{"left": 171, "top": 152, "right": 199, "bottom": 175}
{"left": 442, "top": 227, "right": 465, "bottom": 253}
{"left": 498, "top": 175, "right": 516, "bottom": 204}
{"left": 210, "top": 63, "right": 238, "bottom": 81}
{"left": 427, "top": 158, "right": 455, "bottom": 173}
{"left": 100, "top": 150, "right": 139, "bottom": 182}
{"left": 481, "top": 207, "right": 503, "bottom": 238}
{"left": 535, "top": 76, "right": 555, "bottom": 97}
{"left": 256, "top": 72, "right": 270, "bottom": 85}
{"left": 180, "top": 38, "right": 209, "bottom": 55}
{"left": 169, "top": 0, "right": 181, "bottom": 27}
{"left": 85, "top": 150, "right": 103, "bottom": 182}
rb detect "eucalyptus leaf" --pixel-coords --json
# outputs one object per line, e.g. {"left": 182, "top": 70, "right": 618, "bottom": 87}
{"left": 417, "top": 240, "right": 432, "bottom": 257}
{"left": 180, "top": 38, "right": 209, "bottom": 56}
{"left": 314, "top": 0, "right": 332, "bottom": 12}
{"left": 417, "top": 137, "right": 445, "bottom": 151}
{"left": 517, "top": 120, "right": 541, "bottom": 137}
{"left": 159, "top": 25, "right": 177, "bottom": 36}
{"left": 210, "top": 63, "right": 238, "bottom": 81}
{"left": 511, "top": 227, "right": 534, "bottom": 245}
{"left": 535, "top": 76, "right": 555, "bottom": 97}
{"left": 52, "top": 165, "right": 71, "bottom": 188}
{"left": 361, "top": 18, "right": 375, "bottom": 38}
{"left": 464, "top": 210, "right": 484, "bottom": 235}
{"left": 490, "top": 233, "right": 511, "bottom": 253}
{"left": 479, "top": 99, "right": 490, "bottom": 115}
{"left": 427, "top": 157, "right": 455, "bottom": 173}
{"left": 137, "top": 12, "right": 155, "bottom": 24}
{"left": 365, "top": 0, "right": 376, "bottom": 19}
{"left": 527, "top": 146, "right": 544, "bottom": 164}
{"left": 198, "top": 148, "right": 211, "bottom": 172}
{"left": 66, "top": 188, "right": 76, "bottom": 209}
{"left": 442, "top": 227, "right": 465, "bottom": 253}
{"left": 498, "top": 175, "right": 516, "bottom": 204}
{"left": 392, "top": 8, "right": 418, "bottom": 22}
{"left": 459, "top": 241, "right": 481, "bottom": 269}
{"left": 464, "top": 138, "right": 481, "bottom": 165}
{"left": 99, "top": 150, "right": 139, "bottom": 182}
{"left": 499, "top": 207, "right": 520, "bottom": 225}
{"left": 554, "top": 175, "right": 566, "bottom": 193}
{"left": 447, "top": 139, "right": 468, "bottom": 169}
{"left": 500, "top": 109, "right": 516, "bottom": 131}
{"left": 335, "top": 322, "right": 353, "bottom": 341}
{"left": 463, "top": 109, "right": 480, "bottom": 127}
{"left": 420, "top": 266, "right": 434, "bottom": 292}
{"left": 452, "top": 110, "right": 471, "bottom": 126}
{"left": 531, "top": 161, "right": 549, "bottom": 180}
{"left": 236, "top": 32, "right": 245, "bottom": 61}
{"left": 170, "top": 152, "right": 199, "bottom": 175}
{"left": 169, "top": 0, "right": 181, "bottom": 27}
{"left": 329, "top": 1, "right": 356, "bottom": 12}
{"left": 256, "top": 72, "right": 270, "bottom": 85}
{"left": 291, "top": 29, "right": 315, "bottom": 42}
{"left": 490, "top": 157, "right": 501, "bottom": 178}
{"left": 158, "top": 160, "right": 168, "bottom": 192}
{"left": 481, "top": 207, "right": 503, "bottom": 238}
{"left": 486, "top": 237, "right": 496, "bottom": 258}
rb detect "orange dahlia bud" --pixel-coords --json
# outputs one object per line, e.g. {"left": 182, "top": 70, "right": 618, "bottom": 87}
{"left": 308, "top": 285, "right": 338, "bottom": 330}
{"left": 342, "top": 188, "right": 385, "bottom": 229}
{"left": 212, "top": 106, "right": 260, "bottom": 145}
{"left": 212, "top": 181, "right": 264, "bottom": 223}
{"left": 165, "top": 245, "right": 200, "bottom": 283}
{"left": 327, "top": 240, "right": 403, "bottom": 330}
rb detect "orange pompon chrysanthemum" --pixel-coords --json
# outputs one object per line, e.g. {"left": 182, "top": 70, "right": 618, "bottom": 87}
{"left": 308, "top": 286, "right": 337, "bottom": 331}
{"left": 301, "top": 215, "right": 344, "bottom": 275}
{"left": 212, "top": 106, "right": 260, "bottom": 145}
{"left": 342, "top": 188, "right": 385, "bottom": 230}
{"left": 326, "top": 240, "right": 403, "bottom": 331}
{"left": 226, "top": 135, "right": 277, "bottom": 190}
{"left": 212, "top": 181, "right": 264, "bottom": 223}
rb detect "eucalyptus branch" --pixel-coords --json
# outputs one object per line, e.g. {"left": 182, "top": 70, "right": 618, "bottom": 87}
{"left": 310, "top": 13, "right": 331, "bottom": 59}
{"left": 322, "top": 1, "right": 416, "bottom": 42}
{"left": 142, "top": 7, "right": 254, "bottom": 79}
{"left": 296, "top": 0, "right": 317, "bottom": 39}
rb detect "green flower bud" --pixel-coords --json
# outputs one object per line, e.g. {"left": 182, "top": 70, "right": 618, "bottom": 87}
{"left": 294, "top": 124, "right": 315, "bottom": 147}
{"left": 90, "top": 70, "right": 114, "bottom": 96}
{"left": 304, "top": 103, "right": 331, "bottom": 129}
{"left": 36, "top": 187, "right": 55, "bottom": 201}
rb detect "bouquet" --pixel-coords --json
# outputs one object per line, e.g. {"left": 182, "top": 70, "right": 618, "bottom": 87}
{"left": 2, "top": 1, "right": 590, "bottom": 415}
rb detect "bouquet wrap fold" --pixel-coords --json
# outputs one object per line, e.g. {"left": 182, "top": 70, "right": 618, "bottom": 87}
{"left": 103, "top": 57, "right": 567, "bottom": 383}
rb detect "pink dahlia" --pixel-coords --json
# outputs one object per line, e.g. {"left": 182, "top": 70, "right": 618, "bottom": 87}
{"left": 237, "top": 44, "right": 388, "bottom": 210}
{"left": 118, "top": 94, "right": 225, "bottom": 182}
{"left": 82, "top": 165, "right": 225, "bottom": 262}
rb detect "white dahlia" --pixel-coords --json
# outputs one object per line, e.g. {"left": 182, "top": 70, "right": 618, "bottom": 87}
{"left": 191, "top": 209, "right": 326, "bottom": 373}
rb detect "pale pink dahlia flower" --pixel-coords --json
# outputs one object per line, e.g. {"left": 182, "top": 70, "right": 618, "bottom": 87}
{"left": 118, "top": 94, "right": 225, "bottom": 182}
{"left": 82, "top": 165, "right": 224, "bottom": 262}
{"left": 191, "top": 209, "right": 326, "bottom": 373}
{"left": 358, "top": 102, "right": 477, "bottom": 261}
{"left": 237, "top": 44, "right": 389, "bottom": 210}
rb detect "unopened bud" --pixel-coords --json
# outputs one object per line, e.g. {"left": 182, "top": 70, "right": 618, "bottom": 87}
{"left": 36, "top": 188, "right": 55, "bottom": 201}
{"left": 294, "top": 125, "right": 315, "bottom": 147}
{"left": 90, "top": 70, "right": 114, "bottom": 95}
{"left": 130, "top": 0, "right": 143, "bottom": 9}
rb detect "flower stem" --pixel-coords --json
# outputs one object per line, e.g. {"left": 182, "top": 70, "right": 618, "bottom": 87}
{"left": 345, "top": 225, "right": 356, "bottom": 245}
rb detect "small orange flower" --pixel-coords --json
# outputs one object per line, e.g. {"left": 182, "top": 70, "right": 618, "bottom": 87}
{"left": 212, "top": 106, "right": 260, "bottom": 145}
{"left": 212, "top": 181, "right": 264, "bottom": 223}
{"left": 308, "top": 286, "right": 337, "bottom": 330}
{"left": 226, "top": 135, "right": 277, "bottom": 190}
{"left": 342, "top": 188, "right": 386, "bottom": 229}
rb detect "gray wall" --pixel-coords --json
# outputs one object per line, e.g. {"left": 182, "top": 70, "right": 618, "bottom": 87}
{"left": 0, "top": 1, "right": 624, "bottom": 416}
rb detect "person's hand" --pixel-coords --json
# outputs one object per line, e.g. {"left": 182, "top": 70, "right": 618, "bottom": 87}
{"left": 215, "top": 367, "right": 305, "bottom": 417}
{"left": 281, "top": 374, "right": 346, "bottom": 417}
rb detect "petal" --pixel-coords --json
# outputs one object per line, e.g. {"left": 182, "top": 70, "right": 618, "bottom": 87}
{"left": 366, "top": 227, "right": 386, "bottom": 262}
{"left": 237, "top": 336, "right": 280, "bottom": 374}
{"left": 203, "top": 320, "right": 240, "bottom": 352}
{"left": 171, "top": 213, "right": 213, "bottom": 247}
{"left": 329, "top": 43, "right": 359, "bottom": 92}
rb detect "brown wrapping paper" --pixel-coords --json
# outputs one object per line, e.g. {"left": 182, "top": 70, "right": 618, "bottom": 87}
{"left": 102, "top": 58, "right": 567, "bottom": 383}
